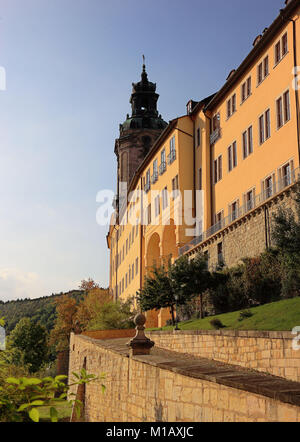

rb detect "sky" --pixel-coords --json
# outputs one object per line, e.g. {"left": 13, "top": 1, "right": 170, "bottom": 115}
{"left": 0, "top": 0, "right": 285, "bottom": 301}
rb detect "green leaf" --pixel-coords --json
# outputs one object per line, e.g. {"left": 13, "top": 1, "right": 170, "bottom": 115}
{"left": 50, "top": 407, "right": 58, "bottom": 422}
{"left": 22, "top": 378, "right": 42, "bottom": 386}
{"left": 5, "top": 377, "right": 20, "bottom": 385}
{"left": 42, "top": 377, "right": 54, "bottom": 383}
{"left": 55, "top": 375, "right": 67, "bottom": 381}
{"left": 17, "top": 403, "right": 31, "bottom": 412}
{"left": 72, "top": 372, "right": 80, "bottom": 379}
{"left": 28, "top": 407, "right": 40, "bottom": 423}
{"left": 101, "top": 384, "right": 106, "bottom": 394}
{"left": 30, "top": 400, "right": 44, "bottom": 406}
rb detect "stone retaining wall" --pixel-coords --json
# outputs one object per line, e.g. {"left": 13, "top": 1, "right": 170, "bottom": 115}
{"left": 68, "top": 333, "right": 300, "bottom": 422}
{"left": 147, "top": 330, "right": 300, "bottom": 382}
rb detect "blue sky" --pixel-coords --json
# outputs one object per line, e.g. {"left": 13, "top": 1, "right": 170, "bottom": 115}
{"left": 0, "top": 0, "right": 284, "bottom": 300}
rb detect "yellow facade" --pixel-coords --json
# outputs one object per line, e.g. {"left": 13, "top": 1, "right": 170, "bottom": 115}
{"left": 108, "top": 0, "right": 300, "bottom": 327}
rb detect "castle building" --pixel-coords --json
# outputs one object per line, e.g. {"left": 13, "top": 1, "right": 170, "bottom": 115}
{"left": 107, "top": 0, "right": 300, "bottom": 327}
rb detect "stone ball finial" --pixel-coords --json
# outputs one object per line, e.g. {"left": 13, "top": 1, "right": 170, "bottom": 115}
{"left": 134, "top": 313, "right": 146, "bottom": 327}
{"left": 127, "top": 312, "right": 154, "bottom": 356}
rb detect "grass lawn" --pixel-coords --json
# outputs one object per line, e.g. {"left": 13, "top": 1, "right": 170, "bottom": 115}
{"left": 38, "top": 401, "right": 72, "bottom": 422}
{"left": 147, "top": 297, "right": 300, "bottom": 331}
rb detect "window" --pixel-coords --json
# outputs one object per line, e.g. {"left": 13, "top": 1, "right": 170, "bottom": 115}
{"left": 275, "top": 33, "right": 288, "bottom": 65}
{"left": 279, "top": 161, "right": 294, "bottom": 189}
{"left": 212, "top": 113, "right": 220, "bottom": 130}
{"left": 245, "top": 189, "right": 255, "bottom": 211}
{"left": 159, "top": 149, "right": 166, "bottom": 174}
{"left": 276, "top": 90, "right": 290, "bottom": 129}
{"left": 152, "top": 159, "right": 158, "bottom": 183}
{"left": 154, "top": 195, "right": 160, "bottom": 217}
{"left": 264, "top": 176, "right": 273, "bottom": 199}
{"left": 145, "top": 169, "right": 151, "bottom": 192}
{"left": 126, "top": 239, "right": 128, "bottom": 255}
{"left": 172, "top": 175, "right": 179, "bottom": 199}
{"left": 168, "top": 137, "right": 176, "bottom": 164}
{"left": 257, "top": 56, "right": 269, "bottom": 84}
{"left": 132, "top": 263, "right": 134, "bottom": 279}
{"left": 129, "top": 267, "right": 131, "bottom": 284}
{"left": 227, "top": 93, "right": 236, "bottom": 118}
{"left": 228, "top": 141, "right": 237, "bottom": 171}
{"left": 162, "top": 186, "right": 168, "bottom": 210}
{"left": 275, "top": 41, "right": 281, "bottom": 65}
{"left": 135, "top": 257, "right": 139, "bottom": 276}
{"left": 259, "top": 109, "right": 271, "bottom": 144}
{"left": 122, "top": 278, "right": 124, "bottom": 294}
{"left": 215, "top": 211, "right": 224, "bottom": 230}
{"left": 125, "top": 273, "right": 128, "bottom": 288}
{"left": 241, "top": 77, "right": 251, "bottom": 102}
{"left": 282, "top": 163, "right": 291, "bottom": 187}
{"left": 214, "top": 155, "right": 222, "bottom": 183}
{"left": 242, "top": 126, "right": 253, "bottom": 159}
{"left": 230, "top": 201, "right": 238, "bottom": 221}
{"left": 283, "top": 90, "right": 291, "bottom": 123}
{"left": 282, "top": 33, "right": 288, "bottom": 57}
{"left": 170, "top": 136, "right": 175, "bottom": 156}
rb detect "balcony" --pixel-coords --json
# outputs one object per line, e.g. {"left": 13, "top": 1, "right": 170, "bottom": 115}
{"left": 179, "top": 166, "right": 300, "bottom": 256}
{"left": 159, "top": 162, "right": 166, "bottom": 175}
{"left": 167, "top": 151, "right": 176, "bottom": 165}
{"left": 210, "top": 127, "right": 221, "bottom": 145}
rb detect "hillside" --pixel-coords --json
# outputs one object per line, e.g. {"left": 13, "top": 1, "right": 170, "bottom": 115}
{"left": 0, "top": 290, "right": 85, "bottom": 333}
{"left": 148, "top": 297, "right": 300, "bottom": 331}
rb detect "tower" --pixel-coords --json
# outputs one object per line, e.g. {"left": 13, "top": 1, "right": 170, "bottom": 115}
{"left": 114, "top": 61, "right": 168, "bottom": 217}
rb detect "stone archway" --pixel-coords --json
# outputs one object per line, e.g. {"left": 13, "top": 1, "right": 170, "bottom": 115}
{"left": 161, "top": 219, "right": 178, "bottom": 267}
{"left": 146, "top": 232, "right": 161, "bottom": 271}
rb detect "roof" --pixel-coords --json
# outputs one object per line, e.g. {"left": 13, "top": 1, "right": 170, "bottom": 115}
{"left": 204, "top": 0, "right": 300, "bottom": 111}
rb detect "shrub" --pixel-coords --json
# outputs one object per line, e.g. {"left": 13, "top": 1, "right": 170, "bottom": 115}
{"left": 238, "top": 309, "right": 253, "bottom": 321}
{"left": 210, "top": 319, "right": 225, "bottom": 329}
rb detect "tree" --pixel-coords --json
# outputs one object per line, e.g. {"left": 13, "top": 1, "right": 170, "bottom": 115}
{"left": 137, "top": 256, "right": 205, "bottom": 325}
{"left": 87, "top": 299, "right": 136, "bottom": 330}
{"left": 8, "top": 318, "right": 49, "bottom": 373}
{"left": 272, "top": 183, "right": 300, "bottom": 297}
{"left": 185, "top": 253, "right": 212, "bottom": 318}
{"left": 49, "top": 295, "right": 78, "bottom": 352}
{"left": 78, "top": 278, "right": 100, "bottom": 291}
{"left": 76, "top": 288, "right": 112, "bottom": 331}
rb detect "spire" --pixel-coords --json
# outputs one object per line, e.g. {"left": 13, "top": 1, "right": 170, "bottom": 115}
{"left": 119, "top": 61, "right": 168, "bottom": 133}
{"left": 141, "top": 54, "right": 148, "bottom": 83}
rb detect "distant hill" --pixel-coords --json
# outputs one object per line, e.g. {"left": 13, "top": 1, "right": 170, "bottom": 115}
{"left": 0, "top": 290, "right": 85, "bottom": 334}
